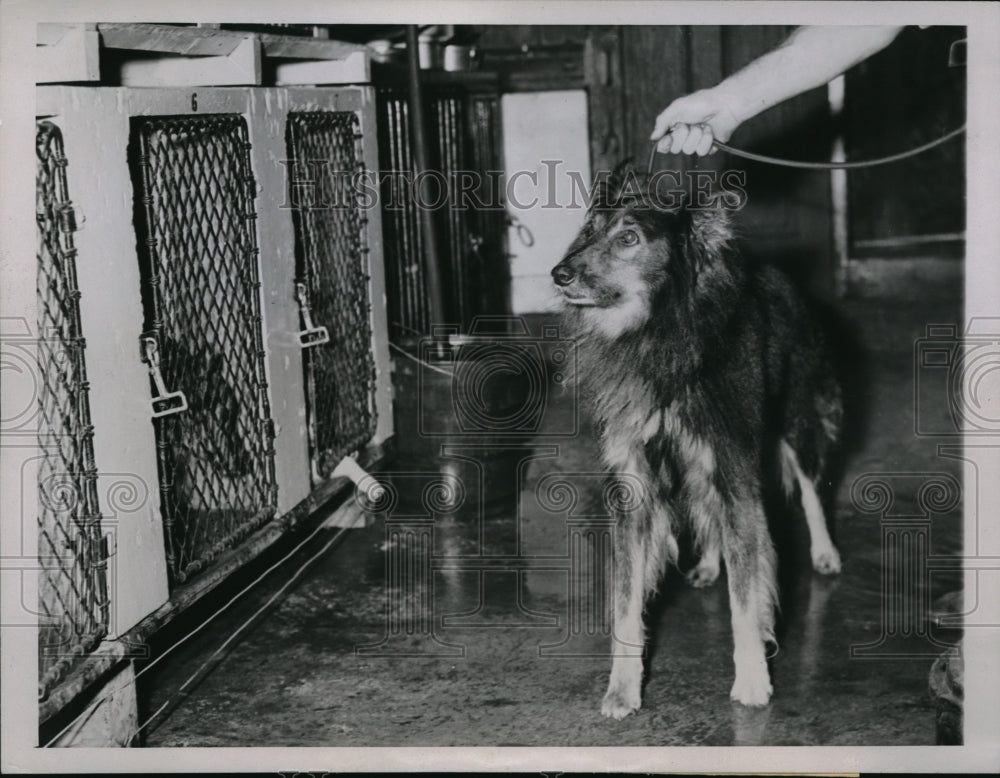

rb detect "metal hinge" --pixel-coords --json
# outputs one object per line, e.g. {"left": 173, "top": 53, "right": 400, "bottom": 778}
{"left": 295, "top": 282, "right": 330, "bottom": 348}
{"left": 57, "top": 202, "right": 83, "bottom": 233}
{"left": 140, "top": 336, "right": 188, "bottom": 418}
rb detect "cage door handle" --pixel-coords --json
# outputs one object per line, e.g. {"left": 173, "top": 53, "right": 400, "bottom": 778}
{"left": 141, "top": 337, "right": 189, "bottom": 418}
{"left": 295, "top": 283, "right": 330, "bottom": 348}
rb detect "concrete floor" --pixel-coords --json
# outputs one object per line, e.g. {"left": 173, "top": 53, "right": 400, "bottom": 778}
{"left": 141, "top": 268, "right": 963, "bottom": 747}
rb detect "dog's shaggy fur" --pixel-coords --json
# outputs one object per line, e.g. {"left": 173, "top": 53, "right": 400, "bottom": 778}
{"left": 551, "top": 169, "right": 843, "bottom": 718}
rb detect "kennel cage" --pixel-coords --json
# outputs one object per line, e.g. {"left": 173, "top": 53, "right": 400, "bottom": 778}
{"left": 131, "top": 113, "right": 279, "bottom": 584}
{"left": 35, "top": 120, "right": 111, "bottom": 700}
{"left": 34, "top": 84, "right": 393, "bottom": 724}
{"left": 375, "top": 80, "right": 509, "bottom": 339}
{"left": 285, "top": 111, "right": 378, "bottom": 481}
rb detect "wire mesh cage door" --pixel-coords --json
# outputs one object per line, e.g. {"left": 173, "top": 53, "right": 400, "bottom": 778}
{"left": 131, "top": 114, "right": 277, "bottom": 586}
{"left": 286, "top": 111, "right": 378, "bottom": 481}
{"left": 36, "top": 120, "right": 110, "bottom": 699}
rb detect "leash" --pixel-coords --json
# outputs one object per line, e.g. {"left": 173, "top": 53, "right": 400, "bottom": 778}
{"left": 647, "top": 123, "right": 965, "bottom": 173}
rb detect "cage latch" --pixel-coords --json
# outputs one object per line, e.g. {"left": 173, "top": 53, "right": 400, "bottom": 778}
{"left": 295, "top": 282, "right": 330, "bottom": 348}
{"left": 141, "top": 336, "right": 189, "bottom": 418}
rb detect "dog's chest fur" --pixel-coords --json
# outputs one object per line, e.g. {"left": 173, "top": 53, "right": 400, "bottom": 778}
{"left": 592, "top": 367, "right": 717, "bottom": 524}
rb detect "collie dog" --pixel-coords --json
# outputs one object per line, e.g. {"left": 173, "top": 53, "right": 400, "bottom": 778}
{"left": 551, "top": 169, "right": 843, "bottom": 718}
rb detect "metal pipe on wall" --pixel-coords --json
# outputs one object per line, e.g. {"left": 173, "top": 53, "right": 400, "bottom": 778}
{"left": 405, "top": 25, "right": 447, "bottom": 329}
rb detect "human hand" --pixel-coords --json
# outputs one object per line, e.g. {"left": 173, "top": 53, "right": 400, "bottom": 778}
{"left": 650, "top": 87, "right": 743, "bottom": 156}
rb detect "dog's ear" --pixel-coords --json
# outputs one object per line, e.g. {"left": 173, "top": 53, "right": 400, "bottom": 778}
{"left": 601, "top": 158, "right": 646, "bottom": 207}
{"left": 608, "top": 158, "right": 635, "bottom": 188}
{"left": 687, "top": 205, "right": 734, "bottom": 267}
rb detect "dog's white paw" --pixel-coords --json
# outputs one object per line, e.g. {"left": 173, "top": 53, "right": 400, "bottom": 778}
{"left": 686, "top": 559, "right": 720, "bottom": 588}
{"left": 729, "top": 672, "right": 773, "bottom": 707}
{"left": 601, "top": 685, "right": 641, "bottom": 719}
{"left": 811, "top": 544, "right": 842, "bottom": 575}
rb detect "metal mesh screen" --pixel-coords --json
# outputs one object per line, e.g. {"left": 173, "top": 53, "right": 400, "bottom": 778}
{"left": 36, "top": 120, "right": 110, "bottom": 699}
{"left": 286, "top": 111, "right": 377, "bottom": 479}
{"left": 131, "top": 114, "right": 277, "bottom": 585}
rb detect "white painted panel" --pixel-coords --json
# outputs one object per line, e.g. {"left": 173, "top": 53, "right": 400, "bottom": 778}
{"left": 40, "top": 87, "right": 171, "bottom": 635}
{"left": 355, "top": 87, "right": 395, "bottom": 448}
{"left": 274, "top": 52, "right": 370, "bottom": 86}
{"left": 501, "top": 90, "right": 590, "bottom": 314}
{"left": 35, "top": 25, "right": 100, "bottom": 84}
{"left": 247, "top": 88, "right": 312, "bottom": 515}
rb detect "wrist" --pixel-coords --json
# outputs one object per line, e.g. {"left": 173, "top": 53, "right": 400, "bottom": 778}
{"left": 697, "top": 82, "right": 749, "bottom": 139}
{"left": 711, "top": 80, "right": 757, "bottom": 127}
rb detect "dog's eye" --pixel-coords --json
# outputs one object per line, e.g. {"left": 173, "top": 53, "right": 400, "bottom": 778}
{"left": 618, "top": 230, "right": 639, "bottom": 246}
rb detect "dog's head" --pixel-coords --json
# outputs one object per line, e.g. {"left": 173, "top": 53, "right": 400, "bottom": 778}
{"left": 551, "top": 163, "right": 734, "bottom": 339}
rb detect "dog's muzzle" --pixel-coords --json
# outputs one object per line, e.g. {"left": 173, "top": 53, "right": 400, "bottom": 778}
{"left": 551, "top": 264, "right": 575, "bottom": 287}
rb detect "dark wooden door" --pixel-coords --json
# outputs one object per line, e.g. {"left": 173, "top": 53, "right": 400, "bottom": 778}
{"left": 601, "top": 25, "right": 837, "bottom": 297}
{"left": 844, "top": 26, "right": 966, "bottom": 257}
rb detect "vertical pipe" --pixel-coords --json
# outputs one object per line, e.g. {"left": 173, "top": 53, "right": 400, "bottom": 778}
{"left": 405, "top": 25, "right": 447, "bottom": 329}
{"left": 828, "top": 75, "right": 850, "bottom": 297}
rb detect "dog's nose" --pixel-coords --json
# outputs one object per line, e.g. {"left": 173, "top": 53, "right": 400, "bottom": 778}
{"left": 551, "top": 264, "right": 575, "bottom": 287}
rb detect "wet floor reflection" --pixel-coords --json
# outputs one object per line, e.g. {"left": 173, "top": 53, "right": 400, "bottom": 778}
{"left": 142, "top": 295, "right": 964, "bottom": 747}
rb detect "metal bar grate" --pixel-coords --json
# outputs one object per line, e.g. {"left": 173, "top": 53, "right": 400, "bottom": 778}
{"left": 434, "top": 93, "right": 470, "bottom": 328}
{"left": 286, "top": 111, "right": 378, "bottom": 479}
{"left": 376, "top": 87, "right": 507, "bottom": 336}
{"left": 468, "top": 95, "right": 509, "bottom": 317}
{"left": 131, "top": 114, "right": 277, "bottom": 585}
{"left": 36, "top": 120, "right": 110, "bottom": 700}
{"left": 377, "top": 92, "right": 430, "bottom": 340}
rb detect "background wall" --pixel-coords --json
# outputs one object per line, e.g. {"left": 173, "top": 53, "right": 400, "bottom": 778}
{"left": 473, "top": 24, "right": 965, "bottom": 308}
{"left": 501, "top": 90, "right": 590, "bottom": 314}
{"left": 845, "top": 25, "right": 966, "bottom": 257}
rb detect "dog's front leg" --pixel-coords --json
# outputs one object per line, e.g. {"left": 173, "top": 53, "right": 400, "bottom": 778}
{"left": 601, "top": 508, "right": 648, "bottom": 719}
{"left": 721, "top": 500, "right": 777, "bottom": 707}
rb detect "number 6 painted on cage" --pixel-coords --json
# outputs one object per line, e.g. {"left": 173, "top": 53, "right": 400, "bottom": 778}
{"left": 141, "top": 336, "right": 189, "bottom": 418}
{"left": 295, "top": 282, "right": 330, "bottom": 348}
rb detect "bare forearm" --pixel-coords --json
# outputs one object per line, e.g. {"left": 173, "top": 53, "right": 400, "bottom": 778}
{"left": 651, "top": 25, "right": 907, "bottom": 154}
{"left": 720, "top": 26, "right": 905, "bottom": 123}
